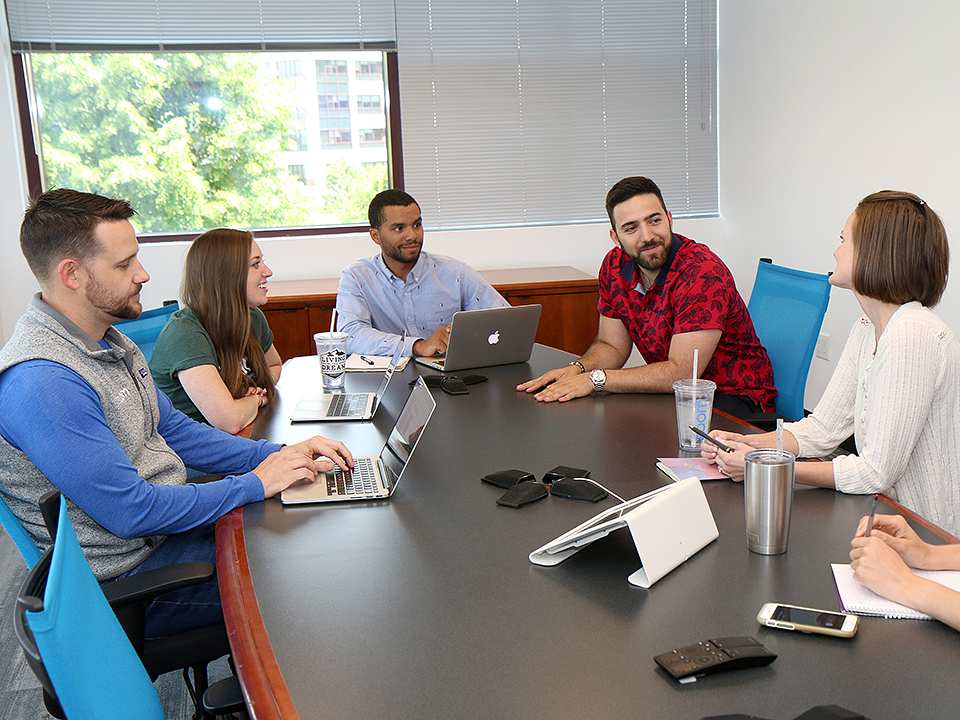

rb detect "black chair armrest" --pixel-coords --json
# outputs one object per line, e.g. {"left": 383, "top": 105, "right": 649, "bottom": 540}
{"left": 39, "top": 488, "right": 215, "bottom": 607}
{"left": 101, "top": 562, "right": 216, "bottom": 608}
{"left": 38, "top": 489, "right": 61, "bottom": 541}
{"left": 203, "top": 675, "right": 246, "bottom": 715}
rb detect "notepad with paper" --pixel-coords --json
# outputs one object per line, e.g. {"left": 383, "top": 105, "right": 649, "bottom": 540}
{"left": 346, "top": 354, "right": 410, "bottom": 372}
{"left": 832, "top": 563, "right": 960, "bottom": 620}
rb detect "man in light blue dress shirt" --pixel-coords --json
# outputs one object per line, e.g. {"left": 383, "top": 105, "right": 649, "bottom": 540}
{"left": 336, "top": 189, "right": 508, "bottom": 357}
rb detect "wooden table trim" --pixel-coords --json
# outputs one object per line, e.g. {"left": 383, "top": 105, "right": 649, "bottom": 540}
{"left": 879, "top": 494, "right": 960, "bottom": 543}
{"left": 216, "top": 508, "right": 300, "bottom": 720}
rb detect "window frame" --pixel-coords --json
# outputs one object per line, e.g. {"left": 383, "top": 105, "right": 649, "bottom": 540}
{"left": 12, "top": 50, "right": 404, "bottom": 242}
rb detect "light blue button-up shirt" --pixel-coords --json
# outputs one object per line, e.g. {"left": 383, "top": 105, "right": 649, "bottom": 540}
{"left": 336, "top": 251, "right": 508, "bottom": 356}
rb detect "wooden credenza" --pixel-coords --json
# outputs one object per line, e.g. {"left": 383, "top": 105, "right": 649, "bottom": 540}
{"left": 261, "top": 265, "right": 599, "bottom": 360}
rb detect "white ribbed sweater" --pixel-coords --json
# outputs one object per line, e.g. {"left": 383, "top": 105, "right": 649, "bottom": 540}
{"left": 789, "top": 302, "right": 960, "bottom": 536}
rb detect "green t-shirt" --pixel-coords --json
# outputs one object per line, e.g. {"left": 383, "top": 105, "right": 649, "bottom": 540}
{"left": 149, "top": 306, "right": 275, "bottom": 424}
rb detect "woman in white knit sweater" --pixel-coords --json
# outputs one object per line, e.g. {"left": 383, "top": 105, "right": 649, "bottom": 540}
{"left": 705, "top": 190, "right": 960, "bottom": 536}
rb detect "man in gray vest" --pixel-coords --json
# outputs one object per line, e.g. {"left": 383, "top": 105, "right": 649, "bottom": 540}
{"left": 0, "top": 188, "right": 353, "bottom": 638}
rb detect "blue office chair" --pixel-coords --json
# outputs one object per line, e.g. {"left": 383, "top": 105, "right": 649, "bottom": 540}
{"left": 16, "top": 496, "right": 166, "bottom": 718}
{"left": 114, "top": 301, "right": 179, "bottom": 362}
{"left": 15, "top": 495, "right": 245, "bottom": 719}
{"left": 7, "top": 490, "right": 234, "bottom": 719}
{"left": 747, "top": 259, "right": 832, "bottom": 422}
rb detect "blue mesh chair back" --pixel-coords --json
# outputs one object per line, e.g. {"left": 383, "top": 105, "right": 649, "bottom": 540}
{"left": 17, "top": 496, "right": 165, "bottom": 720}
{"left": 114, "top": 301, "right": 179, "bottom": 362}
{"left": 747, "top": 261, "right": 831, "bottom": 421}
{"left": 0, "top": 492, "right": 42, "bottom": 566}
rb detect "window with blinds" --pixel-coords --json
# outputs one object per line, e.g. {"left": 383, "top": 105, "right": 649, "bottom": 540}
{"left": 6, "top": 0, "right": 717, "bottom": 236}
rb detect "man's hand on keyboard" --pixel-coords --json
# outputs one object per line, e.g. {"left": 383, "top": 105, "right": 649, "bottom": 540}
{"left": 292, "top": 436, "right": 354, "bottom": 473}
{"left": 254, "top": 437, "right": 354, "bottom": 498}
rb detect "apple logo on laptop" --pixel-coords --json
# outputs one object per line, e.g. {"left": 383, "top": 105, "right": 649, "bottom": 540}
{"left": 487, "top": 331, "right": 500, "bottom": 345}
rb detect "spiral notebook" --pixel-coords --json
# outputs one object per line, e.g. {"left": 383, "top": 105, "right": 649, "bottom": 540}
{"left": 832, "top": 563, "right": 960, "bottom": 620}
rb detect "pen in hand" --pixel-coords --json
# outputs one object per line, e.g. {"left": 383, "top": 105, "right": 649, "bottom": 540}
{"left": 864, "top": 495, "right": 878, "bottom": 537}
{"left": 688, "top": 425, "right": 734, "bottom": 453}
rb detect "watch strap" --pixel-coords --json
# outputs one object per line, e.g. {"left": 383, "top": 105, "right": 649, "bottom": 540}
{"left": 590, "top": 369, "right": 606, "bottom": 392}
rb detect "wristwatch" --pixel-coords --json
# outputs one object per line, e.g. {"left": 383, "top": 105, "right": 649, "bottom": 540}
{"left": 589, "top": 369, "right": 606, "bottom": 393}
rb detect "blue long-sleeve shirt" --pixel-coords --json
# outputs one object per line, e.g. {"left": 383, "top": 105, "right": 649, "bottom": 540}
{"left": 0, "top": 358, "right": 281, "bottom": 539}
{"left": 336, "top": 251, "right": 508, "bottom": 356}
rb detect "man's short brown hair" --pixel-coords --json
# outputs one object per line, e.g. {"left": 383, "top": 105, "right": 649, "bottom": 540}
{"left": 605, "top": 177, "right": 668, "bottom": 229}
{"left": 20, "top": 188, "right": 135, "bottom": 284}
{"left": 852, "top": 190, "right": 949, "bottom": 308}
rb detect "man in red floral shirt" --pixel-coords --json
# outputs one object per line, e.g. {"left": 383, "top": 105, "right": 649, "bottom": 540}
{"left": 518, "top": 176, "right": 776, "bottom": 415}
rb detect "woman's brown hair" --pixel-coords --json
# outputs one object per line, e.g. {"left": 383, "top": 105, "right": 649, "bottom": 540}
{"left": 852, "top": 190, "right": 949, "bottom": 308}
{"left": 182, "top": 228, "right": 276, "bottom": 403}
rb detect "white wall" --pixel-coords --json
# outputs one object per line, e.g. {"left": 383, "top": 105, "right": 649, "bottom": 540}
{"left": 718, "top": 0, "right": 960, "bottom": 408}
{"left": 2, "top": 1, "right": 959, "bottom": 414}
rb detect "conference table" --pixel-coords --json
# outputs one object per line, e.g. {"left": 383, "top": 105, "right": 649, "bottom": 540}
{"left": 216, "top": 345, "right": 960, "bottom": 720}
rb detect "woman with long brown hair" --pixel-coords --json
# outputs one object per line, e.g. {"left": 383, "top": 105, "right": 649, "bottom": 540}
{"left": 150, "top": 228, "right": 281, "bottom": 434}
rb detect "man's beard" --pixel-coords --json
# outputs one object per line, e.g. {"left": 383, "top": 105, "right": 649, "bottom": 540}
{"left": 623, "top": 236, "right": 671, "bottom": 272}
{"left": 86, "top": 271, "right": 142, "bottom": 321}
{"left": 385, "top": 242, "right": 422, "bottom": 265}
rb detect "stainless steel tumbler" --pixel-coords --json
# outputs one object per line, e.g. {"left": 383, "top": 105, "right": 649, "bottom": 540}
{"left": 744, "top": 449, "right": 795, "bottom": 555}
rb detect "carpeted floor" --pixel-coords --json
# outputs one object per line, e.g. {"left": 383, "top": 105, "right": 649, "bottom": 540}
{"left": 0, "top": 529, "right": 231, "bottom": 719}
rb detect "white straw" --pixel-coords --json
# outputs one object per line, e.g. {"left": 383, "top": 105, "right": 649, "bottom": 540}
{"left": 776, "top": 418, "right": 783, "bottom": 453}
{"left": 329, "top": 307, "right": 337, "bottom": 333}
{"left": 692, "top": 349, "right": 698, "bottom": 382}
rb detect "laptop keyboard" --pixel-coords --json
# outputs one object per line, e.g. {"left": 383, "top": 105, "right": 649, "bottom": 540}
{"left": 327, "top": 457, "right": 383, "bottom": 496}
{"left": 327, "top": 393, "right": 367, "bottom": 417}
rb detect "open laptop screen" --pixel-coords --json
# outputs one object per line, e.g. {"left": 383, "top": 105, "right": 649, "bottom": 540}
{"left": 380, "top": 379, "right": 435, "bottom": 487}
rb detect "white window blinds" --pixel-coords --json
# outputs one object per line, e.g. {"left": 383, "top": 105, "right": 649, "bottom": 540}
{"left": 4, "top": 0, "right": 397, "bottom": 51}
{"left": 396, "top": 0, "right": 717, "bottom": 229}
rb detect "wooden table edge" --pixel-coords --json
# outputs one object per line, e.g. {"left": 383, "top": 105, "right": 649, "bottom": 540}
{"left": 216, "top": 507, "right": 300, "bottom": 720}
{"left": 878, "top": 495, "right": 960, "bottom": 544}
{"left": 713, "top": 407, "right": 759, "bottom": 431}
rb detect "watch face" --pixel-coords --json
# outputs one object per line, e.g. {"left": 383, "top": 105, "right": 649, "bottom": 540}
{"left": 590, "top": 369, "right": 605, "bottom": 391}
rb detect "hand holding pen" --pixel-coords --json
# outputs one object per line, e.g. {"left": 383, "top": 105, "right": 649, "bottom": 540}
{"left": 689, "top": 425, "right": 734, "bottom": 453}
{"left": 852, "top": 511, "right": 938, "bottom": 572}
{"left": 864, "top": 495, "right": 878, "bottom": 537}
{"left": 697, "top": 428, "right": 753, "bottom": 482}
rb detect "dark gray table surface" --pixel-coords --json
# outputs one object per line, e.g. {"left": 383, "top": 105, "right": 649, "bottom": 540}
{"left": 240, "top": 345, "right": 960, "bottom": 720}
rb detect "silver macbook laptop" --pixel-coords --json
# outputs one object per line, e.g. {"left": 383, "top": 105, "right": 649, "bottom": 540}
{"left": 281, "top": 377, "right": 436, "bottom": 504}
{"left": 290, "top": 341, "right": 403, "bottom": 422}
{"left": 414, "top": 304, "right": 541, "bottom": 372}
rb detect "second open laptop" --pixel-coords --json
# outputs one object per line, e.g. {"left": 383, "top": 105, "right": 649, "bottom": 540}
{"left": 289, "top": 340, "right": 404, "bottom": 422}
{"left": 281, "top": 377, "right": 436, "bottom": 504}
{"left": 414, "top": 304, "right": 542, "bottom": 372}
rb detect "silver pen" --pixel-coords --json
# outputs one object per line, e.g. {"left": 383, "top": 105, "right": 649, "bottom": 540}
{"left": 864, "top": 495, "right": 879, "bottom": 537}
